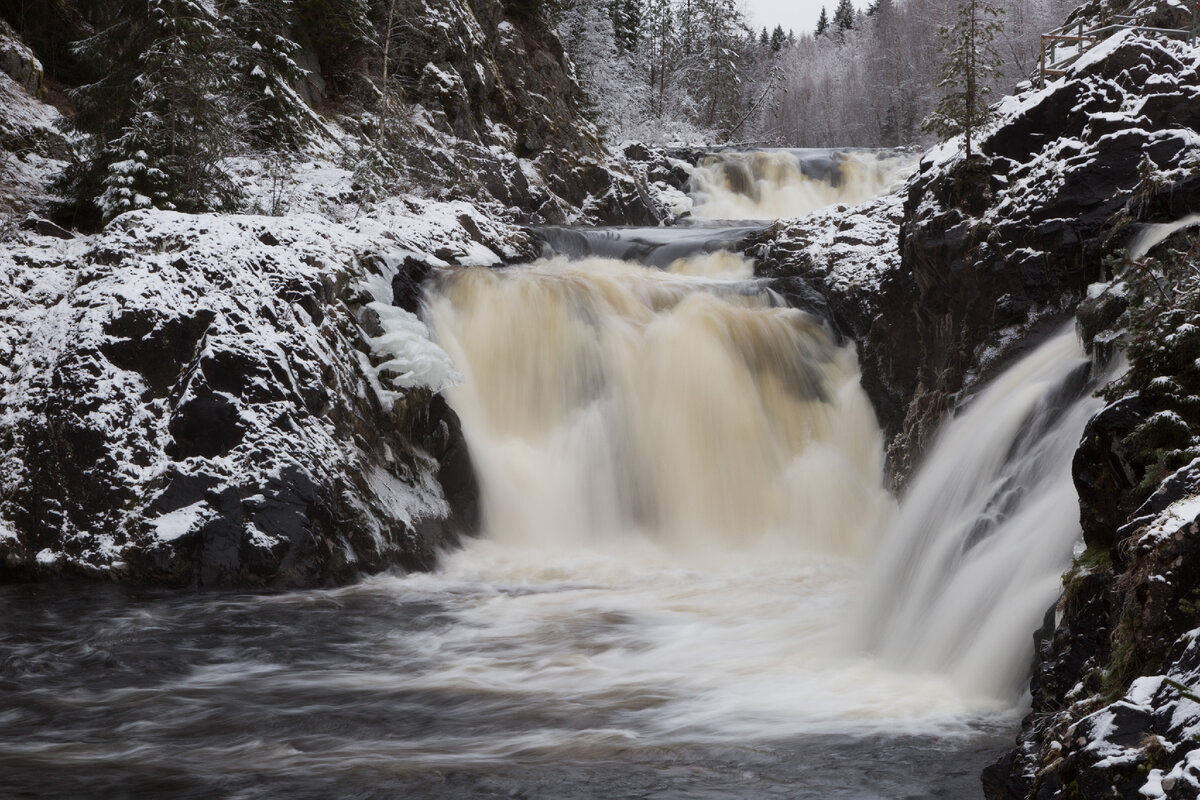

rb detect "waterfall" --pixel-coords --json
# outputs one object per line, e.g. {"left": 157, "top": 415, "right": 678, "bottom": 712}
{"left": 856, "top": 329, "right": 1102, "bottom": 698}
{"left": 406, "top": 150, "right": 1099, "bottom": 743}
{"left": 687, "top": 149, "right": 916, "bottom": 220}
{"left": 426, "top": 253, "right": 892, "bottom": 558}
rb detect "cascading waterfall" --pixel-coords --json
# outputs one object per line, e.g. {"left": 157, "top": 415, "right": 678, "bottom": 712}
{"left": 417, "top": 228, "right": 1105, "bottom": 748}
{"left": 420, "top": 250, "right": 1017, "bottom": 742}
{"left": 687, "top": 149, "right": 916, "bottom": 219}
{"left": 856, "top": 330, "right": 1102, "bottom": 699}
{"left": 427, "top": 252, "right": 891, "bottom": 557}
{"left": 0, "top": 148, "right": 1109, "bottom": 799}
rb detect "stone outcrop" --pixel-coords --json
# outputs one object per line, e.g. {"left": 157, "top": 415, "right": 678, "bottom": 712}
{"left": 0, "top": 203, "right": 533, "bottom": 587}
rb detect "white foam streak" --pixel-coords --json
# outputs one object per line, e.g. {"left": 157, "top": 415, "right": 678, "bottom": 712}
{"left": 1129, "top": 213, "right": 1200, "bottom": 260}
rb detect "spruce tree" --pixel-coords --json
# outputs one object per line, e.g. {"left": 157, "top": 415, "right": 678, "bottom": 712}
{"left": 815, "top": 6, "right": 828, "bottom": 36}
{"left": 832, "top": 0, "right": 854, "bottom": 32}
{"left": 922, "top": 0, "right": 1004, "bottom": 161}
{"left": 59, "top": 0, "right": 240, "bottom": 224}
{"left": 770, "top": 24, "right": 785, "bottom": 52}
{"left": 694, "top": 0, "right": 745, "bottom": 130}
{"left": 609, "top": 0, "right": 641, "bottom": 52}
{"left": 223, "top": 0, "right": 311, "bottom": 149}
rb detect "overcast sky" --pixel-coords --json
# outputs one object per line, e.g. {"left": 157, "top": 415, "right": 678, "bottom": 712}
{"left": 741, "top": 0, "right": 839, "bottom": 38}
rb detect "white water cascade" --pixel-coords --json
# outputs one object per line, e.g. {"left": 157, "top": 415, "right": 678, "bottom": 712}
{"left": 427, "top": 253, "right": 891, "bottom": 558}
{"left": 688, "top": 149, "right": 916, "bottom": 219}
{"left": 415, "top": 232, "right": 1104, "bottom": 750}
{"left": 857, "top": 330, "right": 1103, "bottom": 699}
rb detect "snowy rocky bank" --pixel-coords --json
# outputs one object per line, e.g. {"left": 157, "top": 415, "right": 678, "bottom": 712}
{"left": 0, "top": 0, "right": 674, "bottom": 587}
{"left": 0, "top": 201, "right": 534, "bottom": 585}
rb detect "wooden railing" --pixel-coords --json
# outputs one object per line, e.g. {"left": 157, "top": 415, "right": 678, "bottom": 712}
{"left": 1037, "top": 3, "right": 1199, "bottom": 87}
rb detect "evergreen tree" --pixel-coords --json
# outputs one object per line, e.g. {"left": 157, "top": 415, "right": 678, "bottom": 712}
{"left": 815, "top": 6, "right": 828, "bottom": 36}
{"left": 769, "top": 24, "right": 785, "bottom": 52}
{"left": 223, "top": 0, "right": 311, "bottom": 148}
{"left": 922, "top": 0, "right": 1004, "bottom": 160}
{"left": 59, "top": 0, "right": 239, "bottom": 224}
{"left": 642, "top": 0, "right": 677, "bottom": 115}
{"left": 609, "top": 0, "right": 641, "bottom": 52}
{"left": 760, "top": 26, "right": 769, "bottom": 46}
{"left": 294, "top": 0, "right": 376, "bottom": 98}
{"left": 832, "top": 0, "right": 854, "bottom": 31}
{"left": 694, "top": 0, "right": 745, "bottom": 130}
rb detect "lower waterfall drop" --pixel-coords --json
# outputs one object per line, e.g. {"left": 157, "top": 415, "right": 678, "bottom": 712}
{"left": 416, "top": 251, "right": 1032, "bottom": 744}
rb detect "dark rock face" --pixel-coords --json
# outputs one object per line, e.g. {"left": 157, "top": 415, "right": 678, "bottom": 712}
{"left": 0, "top": 206, "right": 515, "bottom": 587}
{"left": 886, "top": 32, "right": 1200, "bottom": 480}
{"left": 352, "top": 0, "right": 667, "bottom": 226}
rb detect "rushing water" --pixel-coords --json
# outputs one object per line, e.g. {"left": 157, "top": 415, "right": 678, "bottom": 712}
{"left": 687, "top": 149, "right": 916, "bottom": 219}
{"left": 0, "top": 149, "right": 1097, "bottom": 798}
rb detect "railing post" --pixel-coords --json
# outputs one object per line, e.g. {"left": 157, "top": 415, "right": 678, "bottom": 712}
{"left": 1078, "top": 20, "right": 1085, "bottom": 56}
{"left": 1039, "top": 36, "right": 1046, "bottom": 88}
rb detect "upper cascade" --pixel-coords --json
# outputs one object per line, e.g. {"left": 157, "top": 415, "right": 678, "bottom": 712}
{"left": 686, "top": 149, "right": 917, "bottom": 221}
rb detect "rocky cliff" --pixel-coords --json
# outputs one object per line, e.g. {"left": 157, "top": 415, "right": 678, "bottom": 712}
{"left": 0, "top": 0, "right": 658, "bottom": 587}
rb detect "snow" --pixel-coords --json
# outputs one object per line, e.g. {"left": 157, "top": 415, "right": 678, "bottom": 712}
{"left": 1138, "top": 489, "right": 1200, "bottom": 544}
{"left": 0, "top": 188, "right": 526, "bottom": 574}
{"left": 762, "top": 193, "right": 905, "bottom": 297}
{"left": 151, "top": 502, "right": 210, "bottom": 542}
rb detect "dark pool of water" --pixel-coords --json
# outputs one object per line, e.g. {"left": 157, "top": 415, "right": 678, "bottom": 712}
{"left": 0, "top": 582, "right": 1012, "bottom": 800}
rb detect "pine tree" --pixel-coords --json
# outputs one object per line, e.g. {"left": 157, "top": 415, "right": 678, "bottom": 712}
{"left": 59, "top": 0, "right": 240, "bottom": 224}
{"left": 815, "top": 6, "right": 828, "bottom": 36}
{"left": 224, "top": 0, "right": 311, "bottom": 148}
{"left": 922, "top": 0, "right": 1004, "bottom": 161}
{"left": 832, "top": 0, "right": 855, "bottom": 32}
{"left": 759, "top": 26, "right": 769, "bottom": 46}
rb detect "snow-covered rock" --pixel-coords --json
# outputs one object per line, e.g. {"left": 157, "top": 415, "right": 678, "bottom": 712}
{"left": 0, "top": 201, "right": 529, "bottom": 586}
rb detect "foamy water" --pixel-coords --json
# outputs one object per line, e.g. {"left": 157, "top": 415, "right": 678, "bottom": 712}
{"left": 688, "top": 149, "right": 916, "bottom": 219}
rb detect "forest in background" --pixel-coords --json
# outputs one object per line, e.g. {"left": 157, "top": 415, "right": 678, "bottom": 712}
{"left": 0, "top": 0, "right": 1082, "bottom": 231}
{"left": 557, "top": 0, "right": 1077, "bottom": 146}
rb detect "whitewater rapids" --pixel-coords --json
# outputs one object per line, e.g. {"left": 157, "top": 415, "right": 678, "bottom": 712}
{"left": 413, "top": 249, "right": 1099, "bottom": 745}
